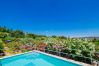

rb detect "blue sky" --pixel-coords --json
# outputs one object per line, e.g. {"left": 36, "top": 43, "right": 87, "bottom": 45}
{"left": 0, "top": 0, "right": 99, "bottom": 37}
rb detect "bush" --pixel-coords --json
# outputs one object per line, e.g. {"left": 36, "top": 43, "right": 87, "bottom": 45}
{"left": 0, "top": 42, "right": 4, "bottom": 53}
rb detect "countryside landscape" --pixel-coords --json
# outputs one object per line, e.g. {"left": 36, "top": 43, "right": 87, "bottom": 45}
{"left": 0, "top": 26, "right": 99, "bottom": 65}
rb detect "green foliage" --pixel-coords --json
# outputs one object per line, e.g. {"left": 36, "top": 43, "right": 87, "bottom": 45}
{"left": 0, "top": 42, "right": 4, "bottom": 53}
{"left": 7, "top": 41, "right": 21, "bottom": 53}
{"left": 93, "top": 40, "right": 99, "bottom": 51}
{"left": 3, "top": 36, "right": 14, "bottom": 41}
{"left": 0, "top": 26, "right": 12, "bottom": 33}
{"left": 10, "top": 30, "right": 25, "bottom": 38}
{"left": 0, "top": 32, "right": 7, "bottom": 38}
{"left": 45, "top": 38, "right": 95, "bottom": 57}
{"left": 26, "top": 33, "right": 37, "bottom": 38}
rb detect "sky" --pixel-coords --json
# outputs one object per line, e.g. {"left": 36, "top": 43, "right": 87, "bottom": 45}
{"left": 0, "top": 0, "right": 99, "bottom": 37}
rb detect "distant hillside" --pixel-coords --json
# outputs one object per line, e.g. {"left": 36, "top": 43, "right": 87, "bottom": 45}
{"left": 74, "top": 37, "right": 99, "bottom": 40}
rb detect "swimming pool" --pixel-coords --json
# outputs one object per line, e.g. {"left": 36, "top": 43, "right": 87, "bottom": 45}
{"left": 0, "top": 51, "right": 81, "bottom": 66}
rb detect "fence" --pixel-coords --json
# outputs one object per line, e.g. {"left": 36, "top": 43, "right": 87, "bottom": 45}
{"left": 97, "top": 61, "right": 99, "bottom": 66}
{"left": 41, "top": 49, "right": 94, "bottom": 64}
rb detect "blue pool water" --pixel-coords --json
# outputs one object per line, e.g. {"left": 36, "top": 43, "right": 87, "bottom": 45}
{"left": 0, "top": 52, "right": 81, "bottom": 66}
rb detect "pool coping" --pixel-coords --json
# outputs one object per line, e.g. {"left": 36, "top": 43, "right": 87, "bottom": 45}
{"left": 0, "top": 50, "right": 92, "bottom": 66}
{"left": 34, "top": 50, "right": 92, "bottom": 66}
{"left": 0, "top": 51, "right": 33, "bottom": 60}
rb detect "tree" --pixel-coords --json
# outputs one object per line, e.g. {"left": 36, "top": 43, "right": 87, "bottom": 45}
{"left": 0, "top": 32, "right": 7, "bottom": 38}
{"left": 10, "top": 30, "right": 25, "bottom": 38}
{"left": 26, "top": 33, "right": 37, "bottom": 38}
{"left": 0, "top": 41, "right": 4, "bottom": 53}
{"left": 0, "top": 26, "right": 7, "bottom": 32}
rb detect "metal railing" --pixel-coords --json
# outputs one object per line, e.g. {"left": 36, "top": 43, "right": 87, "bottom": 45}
{"left": 41, "top": 49, "right": 94, "bottom": 64}
{"left": 96, "top": 60, "right": 99, "bottom": 66}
